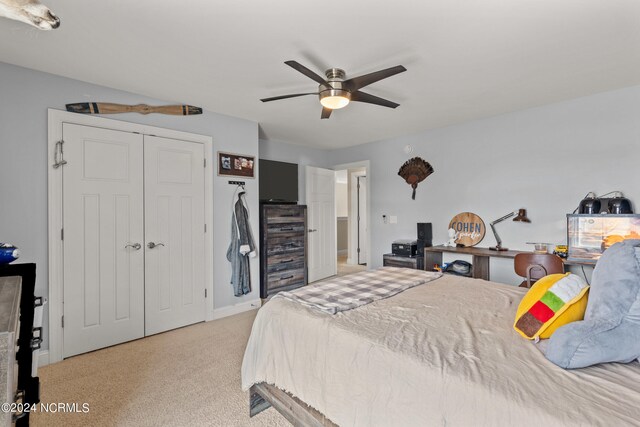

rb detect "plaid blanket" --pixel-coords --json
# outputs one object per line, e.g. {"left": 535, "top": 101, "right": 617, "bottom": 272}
{"left": 272, "top": 267, "right": 443, "bottom": 314}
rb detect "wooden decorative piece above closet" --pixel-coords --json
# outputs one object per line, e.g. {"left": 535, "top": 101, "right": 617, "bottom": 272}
{"left": 65, "top": 102, "right": 203, "bottom": 115}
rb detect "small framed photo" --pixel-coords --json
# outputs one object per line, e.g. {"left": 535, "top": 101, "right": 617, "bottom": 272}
{"left": 217, "top": 151, "right": 255, "bottom": 178}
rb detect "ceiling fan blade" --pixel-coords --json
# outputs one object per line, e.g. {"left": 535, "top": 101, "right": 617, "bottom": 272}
{"left": 351, "top": 91, "right": 400, "bottom": 109}
{"left": 344, "top": 65, "right": 407, "bottom": 92}
{"left": 351, "top": 91, "right": 400, "bottom": 108}
{"left": 321, "top": 107, "right": 332, "bottom": 119}
{"left": 285, "top": 60, "right": 329, "bottom": 86}
{"left": 260, "top": 93, "right": 318, "bottom": 102}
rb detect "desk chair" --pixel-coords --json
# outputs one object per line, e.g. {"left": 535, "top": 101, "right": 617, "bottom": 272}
{"left": 514, "top": 253, "right": 564, "bottom": 288}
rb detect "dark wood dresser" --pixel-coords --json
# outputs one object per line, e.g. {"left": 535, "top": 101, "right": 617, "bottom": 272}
{"left": 0, "top": 264, "right": 40, "bottom": 427}
{"left": 0, "top": 276, "right": 21, "bottom": 427}
{"left": 260, "top": 204, "right": 308, "bottom": 299}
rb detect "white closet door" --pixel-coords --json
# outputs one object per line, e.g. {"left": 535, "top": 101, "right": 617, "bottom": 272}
{"left": 305, "top": 166, "right": 337, "bottom": 283}
{"left": 144, "top": 135, "right": 206, "bottom": 335}
{"left": 63, "top": 124, "right": 145, "bottom": 358}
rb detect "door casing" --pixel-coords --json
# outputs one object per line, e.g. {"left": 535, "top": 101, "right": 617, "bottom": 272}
{"left": 332, "top": 161, "right": 371, "bottom": 269}
{"left": 357, "top": 175, "right": 368, "bottom": 265}
{"left": 48, "top": 109, "right": 214, "bottom": 363}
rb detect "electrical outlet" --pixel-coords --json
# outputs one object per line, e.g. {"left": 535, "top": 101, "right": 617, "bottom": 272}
{"left": 390, "top": 215, "right": 398, "bottom": 224}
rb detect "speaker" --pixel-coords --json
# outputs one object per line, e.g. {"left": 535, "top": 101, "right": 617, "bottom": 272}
{"left": 416, "top": 240, "right": 428, "bottom": 257}
{"left": 417, "top": 223, "right": 432, "bottom": 242}
{"left": 417, "top": 223, "right": 432, "bottom": 257}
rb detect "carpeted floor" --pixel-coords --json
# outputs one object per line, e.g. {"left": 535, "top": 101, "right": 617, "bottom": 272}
{"left": 32, "top": 310, "right": 289, "bottom": 427}
{"left": 337, "top": 253, "right": 366, "bottom": 276}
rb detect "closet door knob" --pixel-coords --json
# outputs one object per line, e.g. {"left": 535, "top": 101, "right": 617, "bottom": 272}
{"left": 125, "top": 243, "right": 142, "bottom": 250}
{"left": 147, "top": 242, "right": 165, "bottom": 249}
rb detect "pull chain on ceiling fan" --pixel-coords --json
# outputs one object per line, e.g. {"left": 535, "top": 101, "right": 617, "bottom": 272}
{"left": 261, "top": 60, "right": 407, "bottom": 119}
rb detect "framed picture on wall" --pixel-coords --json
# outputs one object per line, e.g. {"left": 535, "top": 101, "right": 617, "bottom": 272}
{"left": 217, "top": 151, "right": 255, "bottom": 178}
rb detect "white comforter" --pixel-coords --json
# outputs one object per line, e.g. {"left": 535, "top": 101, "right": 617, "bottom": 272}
{"left": 241, "top": 274, "right": 640, "bottom": 426}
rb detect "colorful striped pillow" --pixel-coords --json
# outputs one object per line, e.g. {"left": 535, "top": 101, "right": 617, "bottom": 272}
{"left": 514, "top": 273, "right": 589, "bottom": 340}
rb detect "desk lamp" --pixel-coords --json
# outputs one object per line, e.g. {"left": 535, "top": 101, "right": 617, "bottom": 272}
{"left": 489, "top": 209, "right": 530, "bottom": 251}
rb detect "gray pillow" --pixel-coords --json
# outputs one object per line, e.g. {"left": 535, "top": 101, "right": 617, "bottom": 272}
{"left": 546, "top": 239, "right": 640, "bottom": 369}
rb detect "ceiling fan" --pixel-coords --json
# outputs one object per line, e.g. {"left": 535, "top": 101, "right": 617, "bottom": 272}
{"left": 261, "top": 60, "right": 407, "bottom": 119}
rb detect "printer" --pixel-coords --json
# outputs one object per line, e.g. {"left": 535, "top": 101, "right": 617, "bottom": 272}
{"left": 392, "top": 239, "right": 417, "bottom": 257}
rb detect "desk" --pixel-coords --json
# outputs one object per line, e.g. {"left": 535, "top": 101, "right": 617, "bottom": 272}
{"left": 423, "top": 246, "right": 594, "bottom": 281}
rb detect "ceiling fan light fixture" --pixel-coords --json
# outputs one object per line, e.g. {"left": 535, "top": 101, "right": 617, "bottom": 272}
{"left": 262, "top": 61, "right": 406, "bottom": 118}
{"left": 319, "top": 89, "right": 351, "bottom": 110}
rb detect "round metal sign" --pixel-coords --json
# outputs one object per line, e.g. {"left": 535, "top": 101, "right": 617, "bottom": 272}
{"left": 448, "top": 212, "right": 486, "bottom": 247}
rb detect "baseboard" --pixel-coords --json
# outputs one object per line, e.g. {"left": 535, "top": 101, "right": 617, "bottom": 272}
{"left": 33, "top": 298, "right": 254, "bottom": 369}
{"left": 38, "top": 350, "right": 49, "bottom": 367}
{"left": 212, "top": 299, "right": 261, "bottom": 320}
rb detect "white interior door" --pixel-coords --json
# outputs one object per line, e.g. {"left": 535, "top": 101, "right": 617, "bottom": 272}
{"left": 306, "top": 166, "right": 336, "bottom": 282}
{"left": 144, "top": 135, "right": 206, "bottom": 335}
{"left": 62, "top": 124, "right": 145, "bottom": 358}
{"left": 358, "top": 176, "right": 368, "bottom": 265}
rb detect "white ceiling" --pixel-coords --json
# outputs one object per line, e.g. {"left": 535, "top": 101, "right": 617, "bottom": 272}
{"left": 1, "top": 0, "right": 639, "bottom": 149}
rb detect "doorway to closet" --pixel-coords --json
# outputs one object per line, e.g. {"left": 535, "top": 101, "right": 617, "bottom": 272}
{"left": 48, "top": 111, "right": 214, "bottom": 362}
{"left": 334, "top": 165, "right": 368, "bottom": 276}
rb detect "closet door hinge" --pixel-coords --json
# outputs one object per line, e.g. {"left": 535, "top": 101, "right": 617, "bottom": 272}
{"left": 61, "top": 228, "right": 64, "bottom": 240}
{"left": 61, "top": 315, "right": 64, "bottom": 328}
{"left": 204, "top": 289, "right": 207, "bottom": 298}
{"left": 204, "top": 224, "right": 207, "bottom": 233}
{"left": 204, "top": 158, "right": 207, "bottom": 168}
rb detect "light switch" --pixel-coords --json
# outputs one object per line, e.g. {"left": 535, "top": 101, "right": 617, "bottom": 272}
{"left": 390, "top": 215, "right": 398, "bottom": 224}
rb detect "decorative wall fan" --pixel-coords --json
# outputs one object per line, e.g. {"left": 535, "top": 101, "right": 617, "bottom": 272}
{"left": 261, "top": 61, "right": 406, "bottom": 119}
{"left": 398, "top": 157, "right": 434, "bottom": 200}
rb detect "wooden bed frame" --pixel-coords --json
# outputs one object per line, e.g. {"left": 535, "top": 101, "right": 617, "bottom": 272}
{"left": 249, "top": 382, "right": 338, "bottom": 427}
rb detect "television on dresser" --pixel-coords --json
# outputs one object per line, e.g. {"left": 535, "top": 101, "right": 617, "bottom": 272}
{"left": 259, "top": 159, "right": 299, "bottom": 203}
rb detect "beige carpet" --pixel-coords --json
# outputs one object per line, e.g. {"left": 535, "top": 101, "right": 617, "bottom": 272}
{"left": 32, "top": 310, "right": 289, "bottom": 427}
{"left": 337, "top": 253, "right": 366, "bottom": 276}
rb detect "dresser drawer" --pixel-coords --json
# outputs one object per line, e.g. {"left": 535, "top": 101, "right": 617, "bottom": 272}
{"left": 265, "top": 206, "right": 305, "bottom": 224}
{"left": 267, "top": 252, "right": 305, "bottom": 273}
{"left": 267, "top": 223, "right": 305, "bottom": 236}
{"left": 267, "top": 236, "right": 305, "bottom": 255}
{"left": 267, "top": 269, "right": 305, "bottom": 290}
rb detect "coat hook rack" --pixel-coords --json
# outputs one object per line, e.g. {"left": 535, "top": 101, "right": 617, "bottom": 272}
{"left": 229, "top": 180, "right": 245, "bottom": 186}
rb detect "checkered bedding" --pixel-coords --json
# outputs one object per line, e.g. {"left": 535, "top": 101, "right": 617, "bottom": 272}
{"left": 272, "top": 267, "right": 443, "bottom": 314}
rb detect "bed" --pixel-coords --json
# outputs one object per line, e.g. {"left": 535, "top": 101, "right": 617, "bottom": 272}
{"left": 241, "top": 273, "right": 640, "bottom": 426}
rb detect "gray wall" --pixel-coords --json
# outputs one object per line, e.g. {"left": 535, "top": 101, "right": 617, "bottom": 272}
{"left": 0, "top": 62, "right": 260, "bottom": 351}
{"left": 259, "top": 138, "right": 330, "bottom": 203}
{"left": 326, "top": 85, "right": 640, "bottom": 284}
